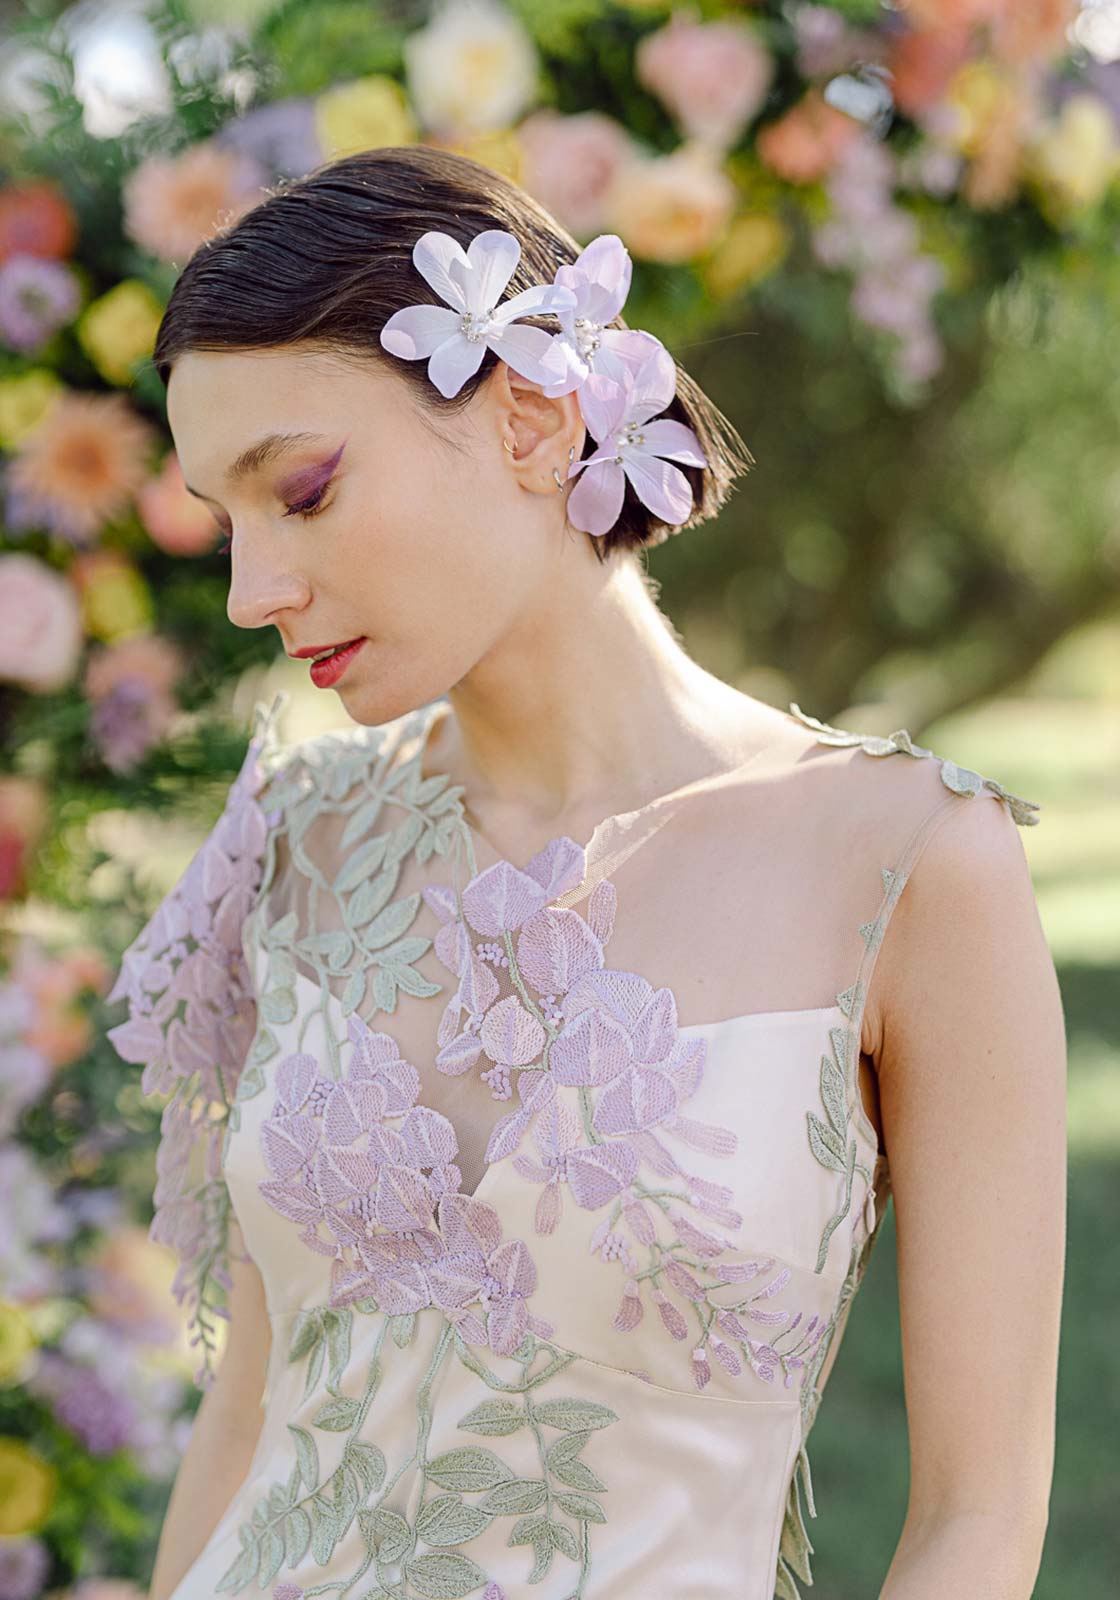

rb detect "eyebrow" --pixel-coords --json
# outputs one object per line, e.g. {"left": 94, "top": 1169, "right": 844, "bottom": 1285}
{"left": 183, "top": 431, "right": 330, "bottom": 499}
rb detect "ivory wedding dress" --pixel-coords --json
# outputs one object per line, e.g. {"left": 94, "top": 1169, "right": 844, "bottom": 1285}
{"left": 107, "top": 694, "right": 1041, "bottom": 1600}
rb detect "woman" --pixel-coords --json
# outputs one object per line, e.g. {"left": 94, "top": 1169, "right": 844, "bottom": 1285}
{"left": 108, "top": 147, "right": 1066, "bottom": 1600}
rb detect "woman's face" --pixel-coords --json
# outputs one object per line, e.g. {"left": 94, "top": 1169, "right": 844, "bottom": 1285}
{"left": 166, "top": 344, "right": 586, "bottom": 725}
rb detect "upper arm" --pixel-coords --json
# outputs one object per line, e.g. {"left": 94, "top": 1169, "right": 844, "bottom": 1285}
{"left": 867, "top": 793, "right": 1066, "bottom": 1526}
{"left": 211, "top": 1215, "right": 272, "bottom": 1415}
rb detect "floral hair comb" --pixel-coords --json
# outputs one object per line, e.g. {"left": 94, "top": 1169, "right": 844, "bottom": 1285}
{"left": 379, "top": 228, "right": 709, "bottom": 538}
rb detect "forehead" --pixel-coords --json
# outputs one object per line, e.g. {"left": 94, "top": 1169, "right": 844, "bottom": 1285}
{"left": 165, "top": 348, "right": 406, "bottom": 484}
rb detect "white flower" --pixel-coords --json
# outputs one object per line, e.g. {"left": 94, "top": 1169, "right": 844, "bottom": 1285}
{"left": 379, "top": 228, "right": 577, "bottom": 398}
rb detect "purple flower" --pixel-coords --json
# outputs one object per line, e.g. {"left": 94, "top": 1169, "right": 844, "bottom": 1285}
{"left": 30, "top": 1350, "right": 136, "bottom": 1455}
{"left": 214, "top": 98, "right": 323, "bottom": 179}
{"left": 0, "top": 1536, "right": 50, "bottom": 1600}
{"left": 0, "top": 253, "right": 80, "bottom": 353}
{"left": 0, "top": 1042, "right": 51, "bottom": 1136}
{"left": 88, "top": 677, "right": 171, "bottom": 773}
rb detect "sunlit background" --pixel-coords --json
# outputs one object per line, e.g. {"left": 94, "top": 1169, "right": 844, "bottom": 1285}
{"left": 0, "top": 2, "right": 1117, "bottom": 1596}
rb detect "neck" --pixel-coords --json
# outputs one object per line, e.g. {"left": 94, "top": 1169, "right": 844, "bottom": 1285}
{"left": 434, "top": 554, "right": 748, "bottom": 825}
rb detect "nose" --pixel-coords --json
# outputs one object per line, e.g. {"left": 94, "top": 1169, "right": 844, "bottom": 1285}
{"left": 226, "top": 534, "right": 312, "bottom": 630}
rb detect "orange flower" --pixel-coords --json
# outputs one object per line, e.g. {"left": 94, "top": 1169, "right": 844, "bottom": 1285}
{"left": 7, "top": 392, "right": 157, "bottom": 545}
{"left": 888, "top": 24, "right": 973, "bottom": 117}
{"left": 756, "top": 92, "right": 860, "bottom": 185}
{"left": 121, "top": 141, "right": 266, "bottom": 265}
{"left": 0, "top": 180, "right": 77, "bottom": 262}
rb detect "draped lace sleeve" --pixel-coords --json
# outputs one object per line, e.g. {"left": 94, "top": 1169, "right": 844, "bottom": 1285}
{"left": 105, "top": 697, "right": 286, "bottom": 1385}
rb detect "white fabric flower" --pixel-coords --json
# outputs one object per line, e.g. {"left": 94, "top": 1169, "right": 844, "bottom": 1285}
{"left": 379, "top": 228, "right": 577, "bottom": 398}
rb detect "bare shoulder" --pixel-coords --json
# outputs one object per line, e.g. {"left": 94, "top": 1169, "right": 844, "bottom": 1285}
{"left": 866, "top": 785, "right": 1056, "bottom": 1077}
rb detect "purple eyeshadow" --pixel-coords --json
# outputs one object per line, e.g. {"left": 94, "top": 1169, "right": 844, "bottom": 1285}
{"left": 278, "top": 439, "right": 346, "bottom": 502}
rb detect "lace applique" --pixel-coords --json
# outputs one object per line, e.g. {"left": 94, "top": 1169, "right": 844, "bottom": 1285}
{"left": 787, "top": 702, "right": 1042, "bottom": 827}
{"left": 255, "top": 1019, "right": 556, "bottom": 1356}
{"left": 217, "top": 1313, "right": 622, "bottom": 1598}
{"left": 424, "top": 842, "right": 828, "bottom": 1396}
{"left": 105, "top": 697, "right": 284, "bottom": 1384}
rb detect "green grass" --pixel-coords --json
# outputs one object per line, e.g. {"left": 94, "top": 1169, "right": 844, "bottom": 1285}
{"left": 805, "top": 683, "right": 1119, "bottom": 1598}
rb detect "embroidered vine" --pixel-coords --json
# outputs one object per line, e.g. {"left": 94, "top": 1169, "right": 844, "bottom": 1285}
{"left": 215, "top": 1313, "right": 619, "bottom": 1600}
{"left": 786, "top": 702, "right": 1042, "bottom": 827}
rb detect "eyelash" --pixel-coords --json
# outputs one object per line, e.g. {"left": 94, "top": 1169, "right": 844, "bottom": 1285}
{"left": 215, "top": 481, "right": 334, "bottom": 555}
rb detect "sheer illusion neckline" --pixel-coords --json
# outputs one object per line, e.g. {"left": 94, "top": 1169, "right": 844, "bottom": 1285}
{"left": 410, "top": 694, "right": 781, "bottom": 885}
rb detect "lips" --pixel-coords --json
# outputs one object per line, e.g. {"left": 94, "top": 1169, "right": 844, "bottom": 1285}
{"left": 292, "top": 637, "right": 367, "bottom": 689}
{"left": 289, "top": 639, "right": 362, "bottom": 661}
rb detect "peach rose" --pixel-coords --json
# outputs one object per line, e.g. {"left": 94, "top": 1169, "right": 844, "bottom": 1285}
{"left": 0, "top": 554, "right": 82, "bottom": 693}
{"left": 756, "top": 91, "right": 861, "bottom": 185}
{"left": 137, "top": 453, "right": 221, "bottom": 555}
{"left": 11, "top": 937, "right": 110, "bottom": 1069}
{"left": 603, "top": 142, "right": 737, "bottom": 264}
{"left": 86, "top": 1225, "right": 178, "bottom": 1342}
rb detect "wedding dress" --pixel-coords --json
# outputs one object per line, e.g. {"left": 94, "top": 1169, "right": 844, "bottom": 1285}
{"left": 107, "top": 694, "right": 1041, "bottom": 1600}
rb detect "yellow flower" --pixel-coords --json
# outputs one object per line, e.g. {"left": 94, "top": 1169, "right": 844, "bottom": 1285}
{"left": 1027, "top": 93, "right": 1120, "bottom": 222}
{"left": 77, "top": 280, "right": 164, "bottom": 387}
{"left": 0, "top": 1438, "right": 56, "bottom": 1535}
{"left": 703, "top": 212, "right": 789, "bottom": 298}
{"left": 71, "top": 551, "right": 155, "bottom": 642}
{"left": 315, "top": 76, "right": 418, "bottom": 159}
{"left": 942, "top": 61, "right": 1018, "bottom": 159}
{"left": 0, "top": 371, "right": 63, "bottom": 451}
{"left": 428, "top": 126, "right": 524, "bottom": 185}
{"left": 0, "top": 1304, "right": 36, "bottom": 1385}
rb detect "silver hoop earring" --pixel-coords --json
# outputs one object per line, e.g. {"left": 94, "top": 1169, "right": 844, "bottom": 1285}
{"left": 552, "top": 467, "right": 566, "bottom": 491}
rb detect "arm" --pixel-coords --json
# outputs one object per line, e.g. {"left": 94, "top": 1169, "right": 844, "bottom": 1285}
{"left": 149, "top": 1223, "right": 272, "bottom": 1600}
{"left": 863, "top": 795, "right": 1067, "bottom": 1600}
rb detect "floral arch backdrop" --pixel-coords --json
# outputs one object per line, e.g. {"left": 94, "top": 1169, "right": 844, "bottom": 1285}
{"left": 0, "top": 1, "right": 1117, "bottom": 1592}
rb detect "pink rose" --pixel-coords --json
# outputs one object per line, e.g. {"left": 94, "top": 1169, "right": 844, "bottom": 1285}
{"left": 518, "top": 109, "right": 638, "bottom": 238}
{"left": 137, "top": 451, "right": 221, "bottom": 556}
{"left": 0, "top": 552, "right": 82, "bottom": 692}
{"left": 635, "top": 12, "right": 774, "bottom": 150}
{"left": 83, "top": 632, "right": 182, "bottom": 703}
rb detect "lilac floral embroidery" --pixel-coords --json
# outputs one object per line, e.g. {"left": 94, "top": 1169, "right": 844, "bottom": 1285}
{"left": 106, "top": 718, "right": 275, "bottom": 1383}
{"left": 424, "top": 837, "right": 826, "bottom": 1393}
{"left": 256, "top": 1015, "right": 554, "bottom": 1357}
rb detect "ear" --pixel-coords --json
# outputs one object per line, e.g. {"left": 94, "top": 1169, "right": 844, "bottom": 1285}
{"left": 491, "top": 360, "right": 585, "bottom": 497}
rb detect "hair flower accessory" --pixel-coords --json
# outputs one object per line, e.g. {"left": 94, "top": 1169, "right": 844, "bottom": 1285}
{"left": 564, "top": 341, "right": 709, "bottom": 537}
{"left": 380, "top": 224, "right": 710, "bottom": 538}
{"left": 379, "top": 228, "right": 577, "bottom": 399}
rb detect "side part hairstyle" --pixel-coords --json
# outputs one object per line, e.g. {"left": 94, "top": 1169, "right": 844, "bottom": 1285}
{"left": 151, "top": 144, "right": 753, "bottom": 559}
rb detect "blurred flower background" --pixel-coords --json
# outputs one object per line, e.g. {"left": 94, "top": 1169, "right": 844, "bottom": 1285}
{"left": 0, "top": 0, "right": 1116, "bottom": 1593}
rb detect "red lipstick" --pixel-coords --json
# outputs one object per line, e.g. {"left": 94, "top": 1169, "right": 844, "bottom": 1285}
{"left": 289, "top": 638, "right": 367, "bottom": 688}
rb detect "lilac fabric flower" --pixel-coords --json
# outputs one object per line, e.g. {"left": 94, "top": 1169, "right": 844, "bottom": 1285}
{"left": 0, "top": 253, "right": 81, "bottom": 353}
{"left": 564, "top": 341, "right": 709, "bottom": 536}
{"left": 0, "top": 1536, "right": 50, "bottom": 1600}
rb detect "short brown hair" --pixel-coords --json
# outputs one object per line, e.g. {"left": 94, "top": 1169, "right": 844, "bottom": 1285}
{"left": 152, "top": 145, "right": 753, "bottom": 559}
